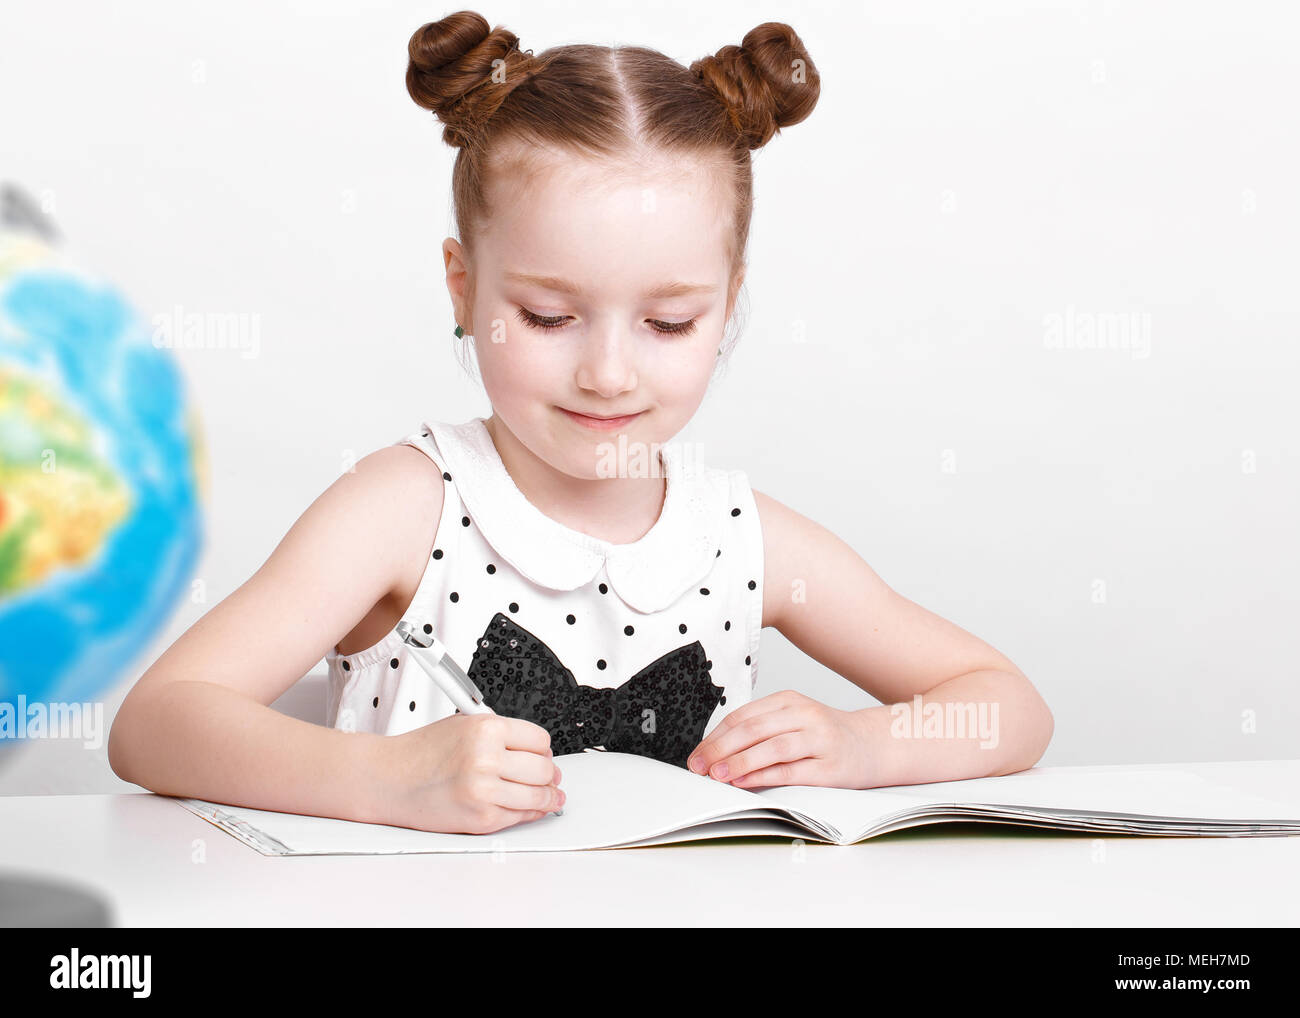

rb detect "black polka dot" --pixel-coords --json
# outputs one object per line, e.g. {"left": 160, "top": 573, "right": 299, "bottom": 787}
{"left": 748, "top": 579, "right": 756, "bottom": 590}
{"left": 624, "top": 625, "right": 634, "bottom": 636}
{"left": 421, "top": 430, "right": 429, "bottom": 437}
{"left": 598, "top": 583, "right": 608, "bottom": 594}
{"left": 725, "top": 620, "right": 731, "bottom": 631}
{"left": 372, "top": 696, "right": 379, "bottom": 708}
{"left": 443, "top": 471, "right": 451, "bottom": 481}
{"left": 341, "top": 660, "right": 350, "bottom": 671}
{"left": 699, "top": 587, "right": 710, "bottom": 595}
{"left": 509, "top": 602, "right": 519, "bottom": 613}
{"left": 745, "top": 655, "right": 751, "bottom": 665}
{"left": 716, "top": 549, "right": 721, "bottom": 557}
{"left": 423, "top": 623, "right": 433, "bottom": 634}
{"left": 731, "top": 507, "right": 741, "bottom": 517}
{"left": 461, "top": 515, "right": 470, "bottom": 527}
{"left": 409, "top": 701, "right": 416, "bottom": 711}
{"left": 597, "top": 658, "right": 607, "bottom": 670}
{"left": 486, "top": 563, "right": 496, "bottom": 574}
{"left": 449, "top": 592, "right": 459, "bottom": 603}
{"left": 720, "top": 695, "right": 727, "bottom": 706}
{"left": 679, "top": 623, "right": 687, "bottom": 633}
{"left": 389, "top": 658, "right": 399, "bottom": 668}
{"left": 432, "top": 549, "right": 443, "bottom": 559}
{"left": 566, "top": 614, "right": 576, "bottom": 625}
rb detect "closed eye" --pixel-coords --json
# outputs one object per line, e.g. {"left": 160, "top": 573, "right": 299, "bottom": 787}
{"left": 647, "top": 318, "right": 699, "bottom": 336}
{"left": 515, "top": 306, "right": 698, "bottom": 336}
{"left": 515, "top": 307, "right": 569, "bottom": 330}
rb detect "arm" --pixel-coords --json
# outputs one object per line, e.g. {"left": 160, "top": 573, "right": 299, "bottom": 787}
{"left": 691, "top": 490, "right": 1053, "bottom": 789}
{"left": 107, "top": 443, "right": 445, "bottom": 824}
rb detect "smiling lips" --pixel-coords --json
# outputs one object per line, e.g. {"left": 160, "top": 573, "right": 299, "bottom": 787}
{"left": 558, "top": 406, "right": 645, "bottom": 430}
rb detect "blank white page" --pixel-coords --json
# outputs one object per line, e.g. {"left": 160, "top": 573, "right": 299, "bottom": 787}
{"left": 175, "top": 750, "right": 780, "bottom": 855}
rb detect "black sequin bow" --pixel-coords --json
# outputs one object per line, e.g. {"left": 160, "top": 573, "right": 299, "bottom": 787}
{"left": 466, "top": 612, "right": 726, "bottom": 768}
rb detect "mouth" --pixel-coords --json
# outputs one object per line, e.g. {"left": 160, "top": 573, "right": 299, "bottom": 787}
{"left": 557, "top": 406, "right": 646, "bottom": 430}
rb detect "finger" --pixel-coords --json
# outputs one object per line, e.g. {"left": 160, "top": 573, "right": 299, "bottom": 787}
{"left": 729, "top": 756, "right": 825, "bottom": 790}
{"left": 691, "top": 707, "right": 805, "bottom": 778}
{"left": 498, "top": 747, "right": 563, "bottom": 787}
{"left": 686, "top": 696, "right": 795, "bottom": 769}
{"left": 686, "top": 707, "right": 785, "bottom": 774}
{"left": 691, "top": 686, "right": 790, "bottom": 754}
{"left": 713, "top": 730, "right": 808, "bottom": 784}
{"left": 480, "top": 807, "right": 551, "bottom": 833}
{"left": 491, "top": 775, "right": 564, "bottom": 814}
{"left": 498, "top": 716, "right": 555, "bottom": 756}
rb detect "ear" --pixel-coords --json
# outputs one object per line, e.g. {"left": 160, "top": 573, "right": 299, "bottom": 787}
{"left": 443, "top": 237, "right": 473, "bottom": 328}
{"left": 726, "top": 266, "right": 746, "bottom": 320}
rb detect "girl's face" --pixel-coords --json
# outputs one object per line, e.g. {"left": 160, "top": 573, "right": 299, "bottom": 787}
{"left": 443, "top": 149, "right": 740, "bottom": 481}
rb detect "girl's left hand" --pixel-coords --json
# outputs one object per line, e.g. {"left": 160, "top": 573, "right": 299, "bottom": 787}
{"left": 686, "top": 690, "right": 883, "bottom": 789}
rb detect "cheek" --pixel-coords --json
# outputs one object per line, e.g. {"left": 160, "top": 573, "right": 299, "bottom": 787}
{"left": 476, "top": 327, "right": 566, "bottom": 396}
{"left": 646, "top": 337, "right": 717, "bottom": 400}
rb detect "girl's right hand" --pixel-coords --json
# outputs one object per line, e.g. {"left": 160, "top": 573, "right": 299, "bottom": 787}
{"left": 376, "top": 713, "right": 565, "bottom": 834}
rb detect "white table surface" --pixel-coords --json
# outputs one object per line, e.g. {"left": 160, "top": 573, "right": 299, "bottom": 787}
{"left": 2, "top": 759, "right": 1298, "bottom": 926}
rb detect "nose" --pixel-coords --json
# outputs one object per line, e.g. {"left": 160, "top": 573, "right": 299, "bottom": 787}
{"left": 574, "top": 327, "right": 638, "bottom": 398}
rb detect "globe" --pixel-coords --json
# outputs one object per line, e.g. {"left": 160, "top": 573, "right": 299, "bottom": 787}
{"left": 0, "top": 184, "right": 206, "bottom": 762}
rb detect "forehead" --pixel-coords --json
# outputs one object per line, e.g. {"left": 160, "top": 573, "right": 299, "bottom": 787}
{"left": 477, "top": 145, "right": 734, "bottom": 289}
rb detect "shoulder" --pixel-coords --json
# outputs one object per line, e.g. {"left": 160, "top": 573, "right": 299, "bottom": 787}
{"left": 373, "top": 440, "right": 448, "bottom": 506}
{"left": 750, "top": 487, "right": 876, "bottom": 634}
{"left": 310, "top": 441, "right": 447, "bottom": 600}
{"left": 748, "top": 487, "right": 812, "bottom": 632}
{"left": 750, "top": 486, "right": 814, "bottom": 552}
{"left": 338, "top": 442, "right": 445, "bottom": 520}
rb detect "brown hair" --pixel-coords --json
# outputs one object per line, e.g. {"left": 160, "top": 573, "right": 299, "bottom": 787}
{"left": 406, "top": 10, "right": 820, "bottom": 365}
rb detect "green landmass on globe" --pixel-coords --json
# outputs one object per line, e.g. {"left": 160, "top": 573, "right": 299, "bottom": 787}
{"left": 0, "top": 362, "right": 132, "bottom": 596}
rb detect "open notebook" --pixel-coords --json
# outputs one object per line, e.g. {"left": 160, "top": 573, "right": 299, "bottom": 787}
{"left": 170, "top": 751, "right": 1300, "bottom": 855}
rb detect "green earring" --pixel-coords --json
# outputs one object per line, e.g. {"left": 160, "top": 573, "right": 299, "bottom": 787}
{"left": 454, "top": 324, "right": 465, "bottom": 338}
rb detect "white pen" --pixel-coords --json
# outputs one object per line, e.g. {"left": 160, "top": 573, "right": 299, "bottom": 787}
{"left": 395, "top": 620, "right": 562, "bottom": 816}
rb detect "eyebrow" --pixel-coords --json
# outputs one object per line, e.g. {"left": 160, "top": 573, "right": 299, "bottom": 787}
{"left": 504, "top": 272, "right": 717, "bottom": 299}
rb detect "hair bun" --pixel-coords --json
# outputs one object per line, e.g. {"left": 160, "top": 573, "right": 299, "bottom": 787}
{"left": 406, "top": 10, "right": 535, "bottom": 148}
{"left": 690, "top": 22, "right": 821, "bottom": 150}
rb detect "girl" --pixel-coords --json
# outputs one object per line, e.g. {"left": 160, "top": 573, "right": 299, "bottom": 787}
{"left": 108, "top": 11, "right": 1053, "bottom": 836}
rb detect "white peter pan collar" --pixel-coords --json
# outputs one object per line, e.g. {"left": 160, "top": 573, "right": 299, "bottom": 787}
{"left": 423, "top": 417, "right": 729, "bottom": 614}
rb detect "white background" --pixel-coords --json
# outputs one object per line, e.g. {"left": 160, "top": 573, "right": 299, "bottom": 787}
{"left": 2, "top": 0, "right": 1297, "bottom": 794}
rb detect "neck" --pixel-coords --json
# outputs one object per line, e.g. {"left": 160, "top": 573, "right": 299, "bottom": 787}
{"left": 483, "top": 413, "right": 667, "bottom": 546}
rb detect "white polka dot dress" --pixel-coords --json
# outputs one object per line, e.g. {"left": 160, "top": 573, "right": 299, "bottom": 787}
{"left": 325, "top": 416, "right": 764, "bottom": 769}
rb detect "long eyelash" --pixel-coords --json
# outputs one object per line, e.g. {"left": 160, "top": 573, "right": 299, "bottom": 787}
{"left": 649, "top": 318, "right": 698, "bottom": 336}
{"left": 515, "top": 306, "right": 569, "bottom": 330}
{"left": 515, "top": 306, "right": 698, "bottom": 336}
